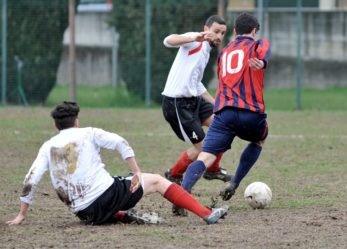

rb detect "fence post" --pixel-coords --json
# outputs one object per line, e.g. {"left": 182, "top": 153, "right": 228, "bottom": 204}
{"left": 296, "top": 0, "right": 302, "bottom": 110}
{"left": 145, "top": 0, "right": 151, "bottom": 107}
{"left": 69, "top": 0, "right": 76, "bottom": 102}
{"left": 1, "top": 0, "right": 7, "bottom": 105}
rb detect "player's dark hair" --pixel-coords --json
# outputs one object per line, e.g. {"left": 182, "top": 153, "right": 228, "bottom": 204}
{"left": 235, "top": 13, "right": 260, "bottom": 35}
{"left": 51, "top": 101, "right": 80, "bottom": 130}
{"left": 205, "top": 15, "right": 226, "bottom": 27}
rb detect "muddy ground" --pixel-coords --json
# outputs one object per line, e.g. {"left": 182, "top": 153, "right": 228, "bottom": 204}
{"left": 1, "top": 192, "right": 346, "bottom": 249}
{"left": 1, "top": 108, "right": 346, "bottom": 248}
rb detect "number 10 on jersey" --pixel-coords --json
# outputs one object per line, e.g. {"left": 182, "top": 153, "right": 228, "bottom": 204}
{"left": 221, "top": 49, "right": 244, "bottom": 76}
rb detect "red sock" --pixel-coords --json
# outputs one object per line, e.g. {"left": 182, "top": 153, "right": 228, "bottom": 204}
{"left": 164, "top": 183, "right": 211, "bottom": 219}
{"left": 207, "top": 153, "right": 223, "bottom": 172}
{"left": 170, "top": 151, "right": 193, "bottom": 177}
{"left": 112, "top": 211, "right": 126, "bottom": 219}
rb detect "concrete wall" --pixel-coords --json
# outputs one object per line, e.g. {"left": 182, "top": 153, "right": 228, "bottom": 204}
{"left": 59, "top": 8, "right": 347, "bottom": 88}
{"left": 57, "top": 11, "right": 118, "bottom": 85}
{"left": 227, "top": 9, "right": 347, "bottom": 88}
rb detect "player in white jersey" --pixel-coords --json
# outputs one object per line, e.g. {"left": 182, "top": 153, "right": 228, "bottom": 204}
{"left": 161, "top": 15, "right": 232, "bottom": 215}
{"left": 6, "top": 101, "right": 228, "bottom": 226}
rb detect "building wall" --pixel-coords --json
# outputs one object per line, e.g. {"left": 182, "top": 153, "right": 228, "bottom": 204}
{"left": 227, "top": 9, "right": 347, "bottom": 88}
{"left": 57, "top": 11, "right": 118, "bottom": 85}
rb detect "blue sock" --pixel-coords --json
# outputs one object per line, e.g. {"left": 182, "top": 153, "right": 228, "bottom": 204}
{"left": 233, "top": 143, "right": 262, "bottom": 186}
{"left": 182, "top": 160, "right": 206, "bottom": 193}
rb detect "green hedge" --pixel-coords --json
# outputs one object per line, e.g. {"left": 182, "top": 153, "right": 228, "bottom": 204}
{"left": 4, "top": 0, "right": 69, "bottom": 104}
{"left": 113, "top": 0, "right": 223, "bottom": 104}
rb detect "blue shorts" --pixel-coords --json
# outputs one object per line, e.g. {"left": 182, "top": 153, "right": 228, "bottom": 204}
{"left": 202, "top": 107, "right": 268, "bottom": 155}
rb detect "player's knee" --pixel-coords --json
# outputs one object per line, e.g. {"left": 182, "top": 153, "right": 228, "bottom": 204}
{"left": 187, "top": 147, "right": 201, "bottom": 159}
{"left": 253, "top": 141, "right": 264, "bottom": 147}
{"left": 152, "top": 173, "right": 163, "bottom": 182}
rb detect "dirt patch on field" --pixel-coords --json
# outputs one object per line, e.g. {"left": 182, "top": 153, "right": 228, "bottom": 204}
{"left": 1, "top": 108, "right": 346, "bottom": 248}
{"left": 1, "top": 192, "right": 346, "bottom": 249}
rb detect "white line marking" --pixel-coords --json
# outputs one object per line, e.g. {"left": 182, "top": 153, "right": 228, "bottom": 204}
{"left": 120, "top": 132, "right": 347, "bottom": 140}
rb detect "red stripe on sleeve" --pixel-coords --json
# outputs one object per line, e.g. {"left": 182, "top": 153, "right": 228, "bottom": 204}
{"left": 188, "top": 43, "right": 203, "bottom": 56}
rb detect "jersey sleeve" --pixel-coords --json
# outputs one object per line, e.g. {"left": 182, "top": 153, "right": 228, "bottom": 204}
{"left": 20, "top": 142, "right": 50, "bottom": 204}
{"left": 91, "top": 128, "right": 135, "bottom": 160}
{"left": 163, "top": 32, "right": 201, "bottom": 49}
{"left": 163, "top": 34, "right": 180, "bottom": 48}
{"left": 255, "top": 38, "right": 271, "bottom": 63}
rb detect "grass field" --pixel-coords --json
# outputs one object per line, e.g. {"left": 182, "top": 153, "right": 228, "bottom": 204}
{"left": 0, "top": 107, "right": 346, "bottom": 248}
{"left": 46, "top": 85, "right": 347, "bottom": 111}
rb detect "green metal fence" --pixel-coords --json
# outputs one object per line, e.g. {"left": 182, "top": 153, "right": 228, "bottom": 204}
{"left": 1, "top": 0, "right": 346, "bottom": 109}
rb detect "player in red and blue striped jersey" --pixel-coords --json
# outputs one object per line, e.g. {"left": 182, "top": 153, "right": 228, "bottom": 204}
{"left": 181, "top": 13, "right": 271, "bottom": 201}
{"left": 215, "top": 34, "right": 270, "bottom": 113}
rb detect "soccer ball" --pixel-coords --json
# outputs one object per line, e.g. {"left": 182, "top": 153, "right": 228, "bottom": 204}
{"left": 244, "top": 182, "right": 272, "bottom": 209}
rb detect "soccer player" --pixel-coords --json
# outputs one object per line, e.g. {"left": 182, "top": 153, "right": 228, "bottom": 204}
{"left": 6, "top": 101, "right": 228, "bottom": 226}
{"left": 161, "top": 15, "right": 232, "bottom": 203}
{"left": 181, "top": 13, "right": 271, "bottom": 201}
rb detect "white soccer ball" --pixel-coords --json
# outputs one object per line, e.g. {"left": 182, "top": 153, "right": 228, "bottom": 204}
{"left": 244, "top": 182, "right": 272, "bottom": 209}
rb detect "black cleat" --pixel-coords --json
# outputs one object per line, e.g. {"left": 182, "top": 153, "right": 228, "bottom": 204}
{"left": 164, "top": 170, "right": 183, "bottom": 185}
{"left": 203, "top": 168, "right": 233, "bottom": 182}
{"left": 220, "top": 181, "right": 238, "bottom": 201}
{"left": 171, "top": 204, "right": 188, "bottom": 216}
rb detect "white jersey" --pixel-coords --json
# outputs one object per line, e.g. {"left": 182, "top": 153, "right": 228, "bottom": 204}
{"left": 20, "top": 127, "right": 135, "bottom": 213}
{"left": 162, "top": 32, "right": 211, "bottom": 98}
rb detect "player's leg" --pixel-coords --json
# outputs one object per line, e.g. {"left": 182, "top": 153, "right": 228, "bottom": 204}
{"left": 141, "top": 173, "right": 228, "bottom": 224}
{"left": 181, "top": 152, "right": 216, "bottom": 192}
{"left": 162, "top": 97, "right": 204, "bottom": 184}
{"left": 199, "top": 101, "right": 231, "bottom": 182}
{"left": 165, "top": 143, "right": 201, "bottom": 184}
{"left": 221, "top": 111, "right": 268, "bottom": 201}
{"left": 233, "top": 142, "right": 264, "bottom": 187}
{"left": 220, "top": 142, "right": 264, "bottom": 201}
{"left": 182, "top": 112, "right": 235, "bottom": 193}
{"left": 203, "top": 152, "right": 232, "bottom": 182}
{"left": 167, "top": 142, "right": 204, "bottom": 216}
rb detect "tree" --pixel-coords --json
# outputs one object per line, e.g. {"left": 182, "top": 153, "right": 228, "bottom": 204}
{"left": 4, "top": 0, "right": 69, "bottom": 104}
{"left": 113, "top": 0, "right": 218, "bottom": 104}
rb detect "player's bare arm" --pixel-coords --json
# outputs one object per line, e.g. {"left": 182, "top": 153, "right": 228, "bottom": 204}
{"left": 201, "top": 91, "right": 215, "bottom": 105}
{"left": 6, "top": 201, "right": 29, "bottom": 225}
{"left": 163, "top": 33, "right": 205, "bottom": 47}
{"left": 126, "top": 156, "right": 142, "bottom": 193}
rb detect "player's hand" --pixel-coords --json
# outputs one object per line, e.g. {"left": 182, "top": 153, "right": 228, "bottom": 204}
{"left": 6, "top": 213, "right": 26, "bottom": 225}
{"left": 199, "top": 31, "right": 216, "bottom": 43}
{"left": 193, "top": 32, "right": 207, "bottom": 42}
{"left": 248, "top": 58, "right": 264, "bottom": 71}
{"left": 130, "top": 172, "right": 141, "bottom": 193}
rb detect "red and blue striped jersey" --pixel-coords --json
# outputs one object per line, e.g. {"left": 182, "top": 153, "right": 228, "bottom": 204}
{"left": 215, "top": 36, "right": 271, "bottom": 113}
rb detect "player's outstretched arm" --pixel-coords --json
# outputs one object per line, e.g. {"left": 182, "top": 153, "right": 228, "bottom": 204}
{"left": 163, "top": 32, "right": 205, "bottom": 47}
{"left": 6, "top": 202, "right": 29, "bottom": 225}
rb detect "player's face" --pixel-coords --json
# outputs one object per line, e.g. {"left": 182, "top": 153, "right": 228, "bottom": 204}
{"left": 207, "top": 22, "right": 227, "bottom": 47}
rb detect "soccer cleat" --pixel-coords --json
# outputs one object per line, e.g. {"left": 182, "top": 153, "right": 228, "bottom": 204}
{"left": 203, "top": 168, "right": 233, "bottom": 182}
{"left": 123, "top": 209, "right": 162, "bottom": 224}
{"left": 171, "top": 204, "right": 188, "bottom": 217}
{"left": 203, "top": 205, "right": 229, "bottom": 225}
{"left": 164, "top": 169, "right": 183, "bottom": 185}
{"left": 220, "top": 181, "right": 238, "bottom": 201}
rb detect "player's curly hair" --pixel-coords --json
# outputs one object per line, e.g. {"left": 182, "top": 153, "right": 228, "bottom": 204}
{"left": 51, "top": 101, "right": 80, "bottom": 130}
{"left": 235, "top": 13, "right": 260, "bottom": 35}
